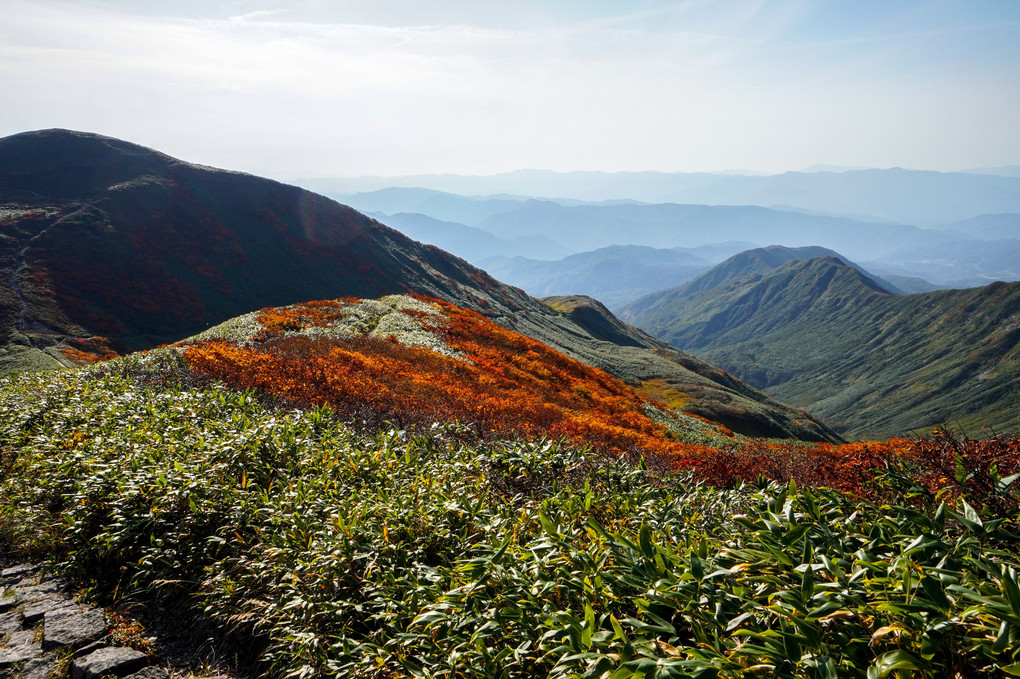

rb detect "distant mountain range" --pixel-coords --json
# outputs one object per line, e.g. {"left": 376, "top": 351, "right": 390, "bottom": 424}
{"left": 344, "top": 188, "right": 954, "bottom": 262}
{"left": 479, "top": 245, "right": 714, "bottom": 311}
{"left": 620, "top": 247, "right": 1020, "bottom": 437}
{"left": 863, "top": 238, "right": 1020, "bottom": 287}
{"left": 301, "top": 167, "right": 1020, "bottom": 225}
{"left": 369, "top": 211, "right": 573, "bottom": 262}
{"left": 343, "top": 188, "right": 1019, "bottom": 305}
{"left": 0, "top": 129, "right": 834, "bottom": 442}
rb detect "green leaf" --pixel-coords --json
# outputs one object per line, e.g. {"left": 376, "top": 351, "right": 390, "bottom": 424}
{"left": 996, "top": 472, "right": 1020, "bottom": 494}
{"left": 801, "top": 563, "right": 814, "bottom": 601}
{"left": 933, "top": 502, "right": 946, "bottom": 532}
{"left": 919, "top": 576, "right": 951, "bottom": 614}
{"left": 639, "top": 523, "right": 654, "bottom": 560}
{"left": 962, "top": 499, "right": 983, "bottom": 528}
{"left": 870, "top": 650, "right": 921, "bottom": 677}
{"left": 610, "top": 614, "right": 629, "bottom": 643}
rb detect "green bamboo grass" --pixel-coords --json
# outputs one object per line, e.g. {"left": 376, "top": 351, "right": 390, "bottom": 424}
{"left": 2, "top": 357, "right": 1019, "bottom": 678}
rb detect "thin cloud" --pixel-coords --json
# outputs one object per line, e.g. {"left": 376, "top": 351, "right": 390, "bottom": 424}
{"left": 0, "top": 0, "right": 1016, "bottom": 176}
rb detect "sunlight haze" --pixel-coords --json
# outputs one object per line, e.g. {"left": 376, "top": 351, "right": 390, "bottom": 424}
{"left": 1, "top": 0, "right": 1018, "bottom": 178}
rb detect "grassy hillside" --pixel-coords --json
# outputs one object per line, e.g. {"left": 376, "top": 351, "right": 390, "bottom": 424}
{"left": 623, "top": 256, "right": 1020, "bottom": 437}
{"left": 1, "top": 298, "right": 1019, "bottom": 678}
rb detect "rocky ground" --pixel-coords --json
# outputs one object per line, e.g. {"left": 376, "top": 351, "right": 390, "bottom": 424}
{"left": 0, "top": 552, "right": 233, "bottom": 679}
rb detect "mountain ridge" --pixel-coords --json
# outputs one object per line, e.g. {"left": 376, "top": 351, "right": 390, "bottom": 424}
{"left": 0, "top": 128, "right": 835, "bottom": 442}
{"left": 300, "top": 168, "right": 1020, "bottom": 224}
{"left": 623, "top": 254, "right": 1020, "bottom": 436}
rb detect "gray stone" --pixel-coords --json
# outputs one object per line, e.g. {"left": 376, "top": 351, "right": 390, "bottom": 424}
{"left": 73, "top": 641, "right": 108, "bottom": 658}
{"left": 0, "top": 595, "right": 16, "bottom": 615}
{"left": 13, "top": 580, "right": 65, "bottom": 600}
{"left": 124, "top": 667, "right": 168, "bottom": 679}
{"left": 0, "top": 565, "right": 39, "bottom": 581}
{"left": 0, "top": 611, "right": 22, "bottom": 636}
{"left": 22, "top": 596, "right": 76, "bottom": 626}
{"left": 72, "top": 647, "right": 148, "bottom": 679}
{"left": 42, "top": 608, "right": 107, "bottom": 651}
{"left": 5, "top": 629, "right": 35, "bottom": 647}
{"left": 0, "top": 641, "right": 41, "bottom": 670}
{"left": 18, "top": 654, "right": 57, "bottom": 679}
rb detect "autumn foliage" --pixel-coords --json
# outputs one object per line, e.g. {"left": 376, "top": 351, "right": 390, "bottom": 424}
{"left": 179, "top": 296, "right": 1020, "bottom": 502}
{"left": 182, "top": 298, "right": 714, "bottom": 466}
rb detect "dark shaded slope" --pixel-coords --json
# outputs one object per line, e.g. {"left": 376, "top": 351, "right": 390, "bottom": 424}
{"left": 625, "top": 256, "right": 1020, "bottom": 437}
{"left": 0, "top": 129, "right": 837, "bottom": 442}
{"left": 0, "top": 130, "right": 537, "bottom": 352}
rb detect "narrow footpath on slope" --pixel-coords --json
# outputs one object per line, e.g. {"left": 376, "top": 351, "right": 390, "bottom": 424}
{"left": 0, "top": 550, "right": 234, "bottom": 679}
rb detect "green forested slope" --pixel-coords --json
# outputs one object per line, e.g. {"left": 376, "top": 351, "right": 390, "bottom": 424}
{"left": 624, "top": 256, "right": 1020, "bottom": 436}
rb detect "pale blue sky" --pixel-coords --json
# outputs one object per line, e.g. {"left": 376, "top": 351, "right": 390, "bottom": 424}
{"left": 1, "top": 0, "right": 1017, "bottom": 177}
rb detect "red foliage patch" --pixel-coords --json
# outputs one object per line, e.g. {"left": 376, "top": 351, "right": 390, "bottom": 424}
{"left": 182, "top": 298, "right": 714, "bottom": 466}
{"left": 61, "top": 336, "right": 120, "bottom": 365}
{"left": 180, "top": 297, "right": 1020, "bottom": 500}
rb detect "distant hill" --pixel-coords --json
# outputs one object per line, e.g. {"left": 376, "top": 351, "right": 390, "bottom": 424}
{"left": 622, "top": 255, "right": 1020, "bottom": 437}
{"left": 472, "top": 202, "right": 949, "bottom": 262}
{"left": 946, "top": 213, "right": 1020, "bottom": 240}
{"left": 962, "top": 166, "right": 1020, "bottom": 178}
{"left": 863, "top": 239, "right": 1020, "bottom": 286}
{"left": 655, "top": 245, "right": 897, "bottom": 298}
{"left": 876, "top": 274, "right": 944, "bottom": 294}
{"left": 478, "top": 245, "right": 712, "bottom": 311}
{"left": 332, "top": 187, "right": 1020, "bottom": 285}
{"left": 299, "top": 168, "right": 1020, "bottom": 225}
{"left": 0, "top": 129, "right": 835, "bottom": 442}
{"left": 373, "top": 211, "right": 573, "bottom": 262}
{"left": 332, "top": 186, "right": 537, "bottom": 226}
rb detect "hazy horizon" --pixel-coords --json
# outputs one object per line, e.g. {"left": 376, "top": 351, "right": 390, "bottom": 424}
{"left": 3, "top": 1, "right": 1018, "bottom": 180}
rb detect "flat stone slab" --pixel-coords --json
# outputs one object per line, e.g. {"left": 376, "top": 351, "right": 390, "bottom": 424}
{"left": 6, "top": 629, "right": 36, "bottom": 647}
{"left": 0, "top": 610, "right": 22, "bottom": 636}
{"left": 0, "top": 564, "right": 40, "bottom": 581}
{"left": 124, "top": 667, "right": 169, "bottom": 679}
{"left": 0, "top": 640, "right": 42, "bottom": 669}
{"left": 19, "top": 654, "right": 58, "bottom": 679}
{"left": 23, "top": 594, "right": 76, "bottom": 626}
{"left": 43, "top": 608, "right": 107, "bottom": 651}
{"left": 14, "top": 579, "right": 66, "bottom": 599}
{"left": 72, "top": 646, "right": 148, "bottom": 679}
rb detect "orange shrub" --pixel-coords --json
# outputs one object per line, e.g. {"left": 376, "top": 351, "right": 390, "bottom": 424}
{"left": 181, "top": 298, "right": 712, "bottom": 467}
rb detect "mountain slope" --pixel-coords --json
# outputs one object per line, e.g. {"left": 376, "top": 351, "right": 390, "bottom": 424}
{"left": 623, "top": 256, "right": 1020, "bottom": 436}
{"left": 0, "top": 129, "right": 835, "bottom": 442}
{"left": 0, "top": 129, "right": 537, "bottom": 352}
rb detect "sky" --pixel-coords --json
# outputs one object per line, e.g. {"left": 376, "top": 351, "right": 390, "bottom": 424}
{"left": 1, "top": 0, "right": 1018, "bottom": 178}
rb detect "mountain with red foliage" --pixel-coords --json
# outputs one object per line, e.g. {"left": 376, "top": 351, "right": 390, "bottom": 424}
{"left": 0, "top": 129, "right": 836, "bottom": 442}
